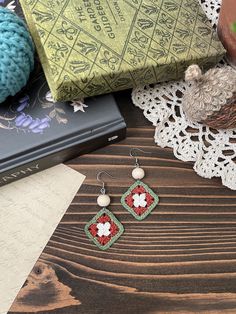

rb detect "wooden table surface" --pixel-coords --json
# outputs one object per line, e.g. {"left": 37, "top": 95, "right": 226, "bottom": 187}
{"left": 9, "top": 91, "right": 236, "bottom": 314}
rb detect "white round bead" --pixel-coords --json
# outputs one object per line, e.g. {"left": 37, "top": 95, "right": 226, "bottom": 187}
{"left": 97, "top": 194, "right": 111, "bottom": 207}
{"left": 132, "top": 167, "right": 145, "bottom": 180}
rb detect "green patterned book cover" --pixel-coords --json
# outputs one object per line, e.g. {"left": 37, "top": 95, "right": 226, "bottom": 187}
{"left": 19, "top": 0, "right": 225, "bottom": 101}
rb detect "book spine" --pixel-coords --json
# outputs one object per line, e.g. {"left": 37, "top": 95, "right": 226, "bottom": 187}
{"left": 0, "top": 125, "right": 126, "bottom": 187}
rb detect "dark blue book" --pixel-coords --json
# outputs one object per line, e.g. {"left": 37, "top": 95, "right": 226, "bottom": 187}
{"left": 0, "top": 1, "right": 126, "bottom": 186}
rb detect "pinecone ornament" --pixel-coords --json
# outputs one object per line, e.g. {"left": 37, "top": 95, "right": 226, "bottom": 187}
{"left": 182, "top": 64, "right": 236, "bottom": 129}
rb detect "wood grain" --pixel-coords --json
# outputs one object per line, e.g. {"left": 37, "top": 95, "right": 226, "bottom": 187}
{"left": 9, "top": 91, "right": 236, "bottom": 314}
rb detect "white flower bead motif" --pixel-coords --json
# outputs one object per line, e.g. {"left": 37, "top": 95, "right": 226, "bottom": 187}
{"left": 45, "top": 91, "right": 55, "bottom": 103}
{"left": 132, "top": 193, "right": 147, "bottom": 208}
{"left": 97, "top": 222, "right": 111, "bottom": 237}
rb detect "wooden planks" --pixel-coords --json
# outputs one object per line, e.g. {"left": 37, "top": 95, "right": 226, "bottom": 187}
{"left": 9, "top": 91, "right": 236, "bottom": 314}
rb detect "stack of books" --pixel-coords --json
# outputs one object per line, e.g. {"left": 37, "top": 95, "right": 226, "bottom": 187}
{"left": 0, "top": 0, "right": 226, "bottom": 185}
{"left": 0, "top": 1, "right": 126, "bottom": 186}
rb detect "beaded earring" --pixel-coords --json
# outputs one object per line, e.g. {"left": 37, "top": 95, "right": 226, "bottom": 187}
{"left": 85, "top": 171, "right": 124, "bottom": 250}
{"left": 121, "top": 148, "right": 159, "bottom": 221}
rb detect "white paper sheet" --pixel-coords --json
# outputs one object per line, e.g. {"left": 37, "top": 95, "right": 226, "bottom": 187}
{"left": 0, "top": 164, "right": 85, "bottom": 314}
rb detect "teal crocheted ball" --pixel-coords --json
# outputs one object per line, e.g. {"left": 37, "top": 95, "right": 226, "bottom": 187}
{"left": 0, "top": 7, "right": 34, "bottom": 104}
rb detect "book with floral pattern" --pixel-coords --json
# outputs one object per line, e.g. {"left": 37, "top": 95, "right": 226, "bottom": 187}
{"left": 19, "top": 0, "right": 225, "bottom": 101}
{"left": 0, "top": 0, "right": 126, "bottom": 187}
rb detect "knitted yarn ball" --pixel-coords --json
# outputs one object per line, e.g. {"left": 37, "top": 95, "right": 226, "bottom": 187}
{"left": 0, "top": 7, "right": 34, "bottom": 104}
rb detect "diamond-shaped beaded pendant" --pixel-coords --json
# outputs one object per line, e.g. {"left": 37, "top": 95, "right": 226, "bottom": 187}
{"left": 85, "top": 208, "right": 124, "bottom": 250}
{"left": 121, "top": 180, "right": 159, "bottom": 221}
{"left": 121, "top": 149, "right": 159, "bottom": 221}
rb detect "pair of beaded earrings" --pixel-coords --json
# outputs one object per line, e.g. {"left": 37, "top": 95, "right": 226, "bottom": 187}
{"left": 85, "top": 148, "right": 159, "bottom": 250}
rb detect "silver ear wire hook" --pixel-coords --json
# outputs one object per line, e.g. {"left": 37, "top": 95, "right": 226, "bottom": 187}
{"left": 97, "top": 171, "right": 115, "bottom": 195}
{"left": 129, "top": 148, "right": 151, "bottom": 167}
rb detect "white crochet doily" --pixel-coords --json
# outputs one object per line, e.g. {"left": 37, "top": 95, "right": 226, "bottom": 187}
{"left": 132, "top": 0, "right": 236, "bottom": 191}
